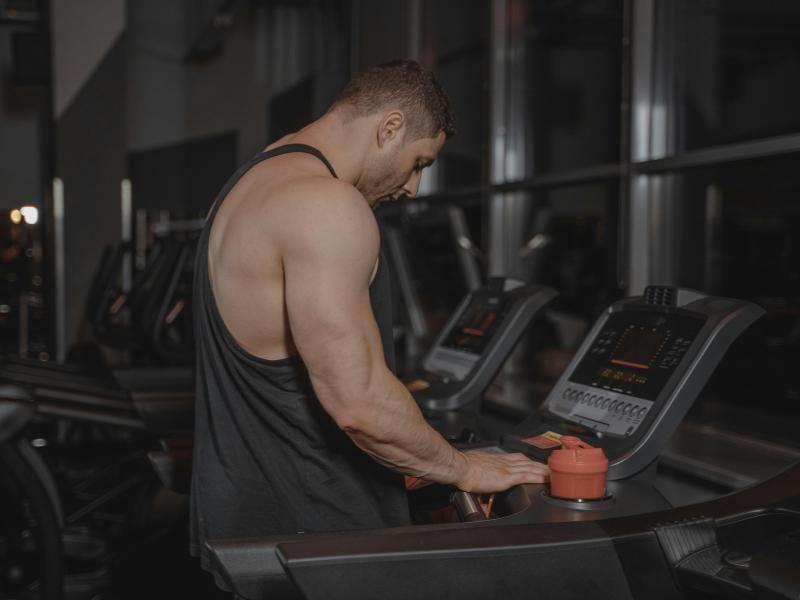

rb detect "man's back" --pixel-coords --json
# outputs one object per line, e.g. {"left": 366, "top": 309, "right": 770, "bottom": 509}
{"left": 208, "top": 148, "right": 368, "bottom": 361}
{"left": 189, "top": 145, "right": 410, "bottom": 578}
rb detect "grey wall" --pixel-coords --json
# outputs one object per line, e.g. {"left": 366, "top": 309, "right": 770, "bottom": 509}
{"left": 0, "top": 27, "right": 44, "bottom": 210}
{"left": 357, "top": 0, "right": 413, "bottom": 68}
{"left": 125, "top": 0, "right": 188, "bottom": 153}
{"left": 126, "top": 0, "right": 271, "bottom": 161}
{"left": 183, "top": 11, "right": 269, "bottom": 159}
{"left": 124, "top": 0, "right": 351, "bottom": 194}
{"left": 51, "top": 0, "right": 125, "bottom": 119}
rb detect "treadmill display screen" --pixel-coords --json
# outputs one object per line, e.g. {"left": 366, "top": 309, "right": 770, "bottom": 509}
{"left": 441, "top": 294, "right": 511, "bottom": 356}
{"left": 570, "top": 311, "right": 705, "bottom": 401}
{"left": 611, "top": 328, "right": 663, "bottom": 370}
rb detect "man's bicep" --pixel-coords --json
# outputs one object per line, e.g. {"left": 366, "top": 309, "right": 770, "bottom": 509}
{"left": 282, "top": 206, "right": 382, "bottom": 392}
{"left": 284, "top": 247, "right": 371, "bottom": 350}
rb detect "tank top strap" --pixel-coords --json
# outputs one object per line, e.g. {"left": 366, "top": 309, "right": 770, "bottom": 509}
{"left": 258, "top": 143, "right": 338, "bottom": 178}
{"left": 203, "top": 144, "right": 338, "bottom": 226}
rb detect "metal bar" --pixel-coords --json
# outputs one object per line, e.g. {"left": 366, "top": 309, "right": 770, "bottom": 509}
{"left": 493, "top": 163, "right": 622, "bottom": 192}
{"left": 383, "top": 227, "right": 428, "bottom": 340}
{"left": 35, "top": 404, "right": 144, "bottom": 429}
{"left": 18, "top": 293, "right": 29, "bottom": 357}
{"left": 405, "top": 163, "right": 622, "bottom": 208}
{"left": 135, "top": 208, "right": 148, "bottom": 270}
{"left": 120, "top": 178, "right": 132, "bottom": 290}
{"left": 52, "top": 178, "right": 66, "bottom": 361}
{"left": 40, "top": 0, "right": 58, "bottom": 360}
{"left": 487, "top": 0, "right": 510, "bottom": 277}
{"left": 635, "top": 132, "right": 800, "bottom": 174}
{"left": 410, "top": 186, "right": 485, "bottom": 204}
{"left": 446, "top": 206, "right": 482, "bottom": 291}
{"left": 704, "top": 184, "right": 722, "bottom": 293}
{"left": 488, "top": 0, "right": 530, "bottom": 279}
{"left": 408, "top": 0, "right": 440, "bottom": 197}
{"left": 66, "top": 474, "right": 148, "bottom": 524}
{"left": 627, "top": 0, "right": 656, "bottom": 295}
{"left": 35, "top": 388, "right": 133, "bottom": 411}
{"left": 616, "top": 0, "right": 633, "bottom": 290}
{"left": 151, "top": 218, "right": 205, "bottom": 235}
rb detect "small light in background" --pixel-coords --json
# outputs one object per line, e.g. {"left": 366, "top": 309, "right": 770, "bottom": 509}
{"left": 20, "top": 206, "right": 39, "bottom": 225}
{"left": 31, "top": 438, "right": 48, "bottom": 448}
{"left": 10, "top": 209, "right": 22, "bottom": 224}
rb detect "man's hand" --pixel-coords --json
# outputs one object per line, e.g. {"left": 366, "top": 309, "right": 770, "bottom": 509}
{"left": 453, "top": 451, "right": 550, "bottom": 494}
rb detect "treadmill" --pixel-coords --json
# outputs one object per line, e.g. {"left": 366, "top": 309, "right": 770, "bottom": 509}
{"left": 205, "top": 286, "right": 782, "bottom": 599}
{"left": 404, "top": 277, "right": 557, "bottom": 439}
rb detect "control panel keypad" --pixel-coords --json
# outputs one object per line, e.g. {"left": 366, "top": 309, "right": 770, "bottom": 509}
{"left": 657, "top": 336, "right": 692, "bottom": 369}
{"left": 551, "top": 383, "right": 653, "bottom": 437}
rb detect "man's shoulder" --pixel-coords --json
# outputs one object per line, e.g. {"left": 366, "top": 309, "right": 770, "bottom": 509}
{"left": 268, "top": 176, "right": 376, "bottom": 236}
{"left": 274, "top": 176, "right": 367, "bottom": 213}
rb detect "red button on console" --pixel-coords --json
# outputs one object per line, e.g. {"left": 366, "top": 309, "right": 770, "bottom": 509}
{"left": 547, "top": 436, "right": 609, "bottom": 500}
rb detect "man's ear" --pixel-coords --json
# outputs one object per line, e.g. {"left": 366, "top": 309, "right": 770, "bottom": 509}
{"left": 377, "top": 110, "right": 406, "bottom": 148}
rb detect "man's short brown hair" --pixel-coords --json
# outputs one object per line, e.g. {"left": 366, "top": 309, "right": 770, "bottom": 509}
{"left": 333, "top": 59, "right": 456, "bottom": 140}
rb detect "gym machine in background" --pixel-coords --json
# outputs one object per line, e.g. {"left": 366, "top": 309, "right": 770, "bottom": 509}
{"left": 403, "top": 276, "right": 556, "bottom": 441}
{"left": 0, "top": 218, "right": 202, "bottom": 600}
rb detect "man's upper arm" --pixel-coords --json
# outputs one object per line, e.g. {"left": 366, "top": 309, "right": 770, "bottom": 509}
{"left": 280, "top": 182, "right": 387, "bottom": 423}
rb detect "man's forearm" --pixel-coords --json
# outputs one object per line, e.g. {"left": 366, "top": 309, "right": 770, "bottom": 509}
{"left": 319, "top": 369, "right": 469, "bottom": 484}
{"left": 309, "top": 357, "right": 550, "bottom": 494}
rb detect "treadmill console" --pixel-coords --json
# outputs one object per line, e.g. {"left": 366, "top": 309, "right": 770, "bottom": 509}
{"left": 552, "top": 309, "right": 703, "bottom": 438}
{"left": 407, "top": 278, "right": 557, "bottom": 412}
{"left": 506, "top": 286, "right": 764, "bottom": 479}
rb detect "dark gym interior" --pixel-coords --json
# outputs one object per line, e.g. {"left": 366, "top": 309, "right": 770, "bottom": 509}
{"left": 1, "top": 1, "right": 800, "bottom": 599}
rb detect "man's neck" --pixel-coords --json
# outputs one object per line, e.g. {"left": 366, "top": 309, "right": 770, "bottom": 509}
{"left": 281, "top": 111, "right": 373, "bottom": 189}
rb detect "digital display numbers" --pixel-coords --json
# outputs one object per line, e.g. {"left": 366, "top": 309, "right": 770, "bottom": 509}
{"left": 441, "top": 295, "right": 510, "bottom": 356}
{"left": 610, "top": 328, "right": 664, "bottom": 370}
{"left": 596, "top": 367, "right": 648, "bottom": 386}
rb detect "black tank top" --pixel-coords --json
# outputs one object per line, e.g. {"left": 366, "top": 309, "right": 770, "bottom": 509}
{"left": 189, "top": 144, "right": 409, "bottom": 574}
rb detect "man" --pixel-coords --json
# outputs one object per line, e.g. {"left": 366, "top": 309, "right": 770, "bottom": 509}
{"left": 190, "top": 60, "right": 549, "bottom": 570}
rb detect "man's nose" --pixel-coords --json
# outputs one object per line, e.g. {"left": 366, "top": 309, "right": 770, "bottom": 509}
{"left": 402, "top": 171, "right": 421, "bottom": 198}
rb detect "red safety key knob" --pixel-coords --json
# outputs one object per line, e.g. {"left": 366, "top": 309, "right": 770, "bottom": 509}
{"left": 547, "top": 436, "right": 609, "bottom": 500}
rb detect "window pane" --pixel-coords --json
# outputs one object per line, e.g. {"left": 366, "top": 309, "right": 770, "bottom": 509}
{"left": 430, "top": 0, "right": 490, "bottom": 188}
{"left": 378, "top": 199, "right": 483, "bottom": 375}
{"left": 481, "top": 181, "right": 619, "bottom": 417}
{"left": 524, "top": 0, "right": 623, "bottom": 173}
{"left": 671, "top": 154, "right": 800, "bottom": 444}
{"left": 527, "top": 181, "right": 620, "bottom": 319}
{"left": 660, "top": 0, "right": 800, "bottom": 150}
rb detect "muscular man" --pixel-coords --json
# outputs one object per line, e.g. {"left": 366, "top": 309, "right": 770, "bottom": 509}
{"left": 190, "top": 60, "right": 549, "bottom": 569}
